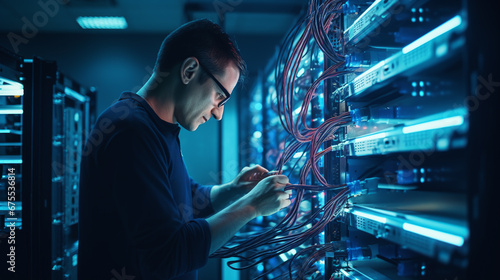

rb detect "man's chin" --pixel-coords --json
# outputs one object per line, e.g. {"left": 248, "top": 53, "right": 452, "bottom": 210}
{"left": 178, "top": 121, "right": 198, "bottom": 132}
{"left": 187, "top": 123, "right": 199, "bottom": 131}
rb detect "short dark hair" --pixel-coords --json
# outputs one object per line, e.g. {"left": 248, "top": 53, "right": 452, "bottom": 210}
{"left": 155, "top": 19, "right": 246, "bottom": 84}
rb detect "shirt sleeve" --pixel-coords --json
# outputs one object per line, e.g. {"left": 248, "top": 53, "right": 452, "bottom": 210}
{"left": 190, "top": 178, "right": 215, "bottom": 218}
{"left": 102, "top": 124, "right": 212, "bottom": 279}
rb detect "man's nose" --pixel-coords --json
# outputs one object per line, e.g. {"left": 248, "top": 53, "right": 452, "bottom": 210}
{"left": 211, "top": 105, "right": 224, "bottom": 121}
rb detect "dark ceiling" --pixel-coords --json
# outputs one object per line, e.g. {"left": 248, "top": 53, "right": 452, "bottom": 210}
{"left": 0, "top": 0, "right": 306, "bottom": 35}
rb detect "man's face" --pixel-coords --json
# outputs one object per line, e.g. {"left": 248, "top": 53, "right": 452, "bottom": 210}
{"left": 176, "top": 61, "right": 239, "bottom": 131}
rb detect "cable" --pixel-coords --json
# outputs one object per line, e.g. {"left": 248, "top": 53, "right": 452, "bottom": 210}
{"left": 211, "top": 1, "right": 356, "bottom": 279}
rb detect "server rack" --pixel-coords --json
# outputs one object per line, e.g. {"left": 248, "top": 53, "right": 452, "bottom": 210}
{"left": 0, "top": 51, "right": 96, "bottom": 280}
{"left": 0, "top": 47, "right": 28, "bottom": 280}
{"left": 328, "top": 0, "right": 499, "bottom": 279}
{"left": 242, "top": 0, "right": 498, "bottom": 279}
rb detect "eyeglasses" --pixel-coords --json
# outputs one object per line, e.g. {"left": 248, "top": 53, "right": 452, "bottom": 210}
{"left": 199, "top": 63, "right": 231, "bottom": 107}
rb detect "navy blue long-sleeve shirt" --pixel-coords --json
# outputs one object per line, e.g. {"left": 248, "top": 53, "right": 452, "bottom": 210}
{"left": 78, "top": 92, "right": 214, "bottom": 280}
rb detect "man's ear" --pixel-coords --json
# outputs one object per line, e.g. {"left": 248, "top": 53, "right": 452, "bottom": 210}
{"left": 180, "top": 57, "right": 199, "bottom": 85}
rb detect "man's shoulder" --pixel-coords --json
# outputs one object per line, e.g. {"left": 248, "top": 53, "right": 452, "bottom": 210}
{"left": 89, "top": 100, "right": 155, "bottom": 145}
{"left": 99, "top": 97, "right": 150, "bottom": 127}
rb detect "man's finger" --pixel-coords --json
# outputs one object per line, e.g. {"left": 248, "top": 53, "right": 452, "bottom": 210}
{"left": 250, "top": 164, "right": 268, "bottom": 174}
{"left": 245, "top": 165, "right": 270, "bottom": 181}
{"left": 272, "top": 174, "right": 289, "bottom": 185}
{"left": 278, "top": 192, "right": 289, "bottom": 200}
{"left": 280, "top": 198, "right": 292, "bottom": 209}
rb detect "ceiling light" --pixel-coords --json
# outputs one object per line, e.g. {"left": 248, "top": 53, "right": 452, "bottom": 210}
{"left": 76, "top": 16, "right": 128, "bottom": 29}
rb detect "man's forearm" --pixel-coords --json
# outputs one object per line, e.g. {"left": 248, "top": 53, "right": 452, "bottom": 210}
{"left": 206, "top": 197, "right": 256, "bottom": 254}
{"left": 210, "top": 183, "right": 246, "bottom": 212}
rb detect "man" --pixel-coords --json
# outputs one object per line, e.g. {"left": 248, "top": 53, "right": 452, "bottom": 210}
{"left": 78, "top": 19, "right": 291, "bottom": 280}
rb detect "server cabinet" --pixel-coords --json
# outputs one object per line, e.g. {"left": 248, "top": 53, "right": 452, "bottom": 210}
{"left": 327, "top": 0, "right": 499, "bottom": 279}
{"left": 0, "top": 52, "right": 96, "bottom": 280}
{"left": 0, "top": 47, "right": 27, "bottom": 280}
{"left": 241, "top": 0, "right": 498, "bottom": 279}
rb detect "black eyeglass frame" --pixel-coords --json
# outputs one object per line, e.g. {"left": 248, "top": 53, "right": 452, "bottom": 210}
{"left": 199, "top": 63, "right": 231, "bottom": 107}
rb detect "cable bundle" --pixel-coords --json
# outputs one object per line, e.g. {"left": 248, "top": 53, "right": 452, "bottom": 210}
{"left": 211, "top": 1, "right": 355, "bottom": 278}
{"left": 311, "top": 0, "right": 345, "bottom": 64}
{"left": 276, "top": 0, "right": 346, "bottom": 143}
{"left": 211, "top": 188, "right": 349, "bottom": 270}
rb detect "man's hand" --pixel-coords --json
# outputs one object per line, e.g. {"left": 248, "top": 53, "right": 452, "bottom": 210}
{"left": 207, "top": 173, "right": 291, "bottom": 254}
{"left": 230, "top": 165, "right": 276, "bottom": 194}
{"left": 210, "top": 165, "right": 281, "bottom": 212}
{"left": 242, "top": 175, "right": 291, "bottom": 217}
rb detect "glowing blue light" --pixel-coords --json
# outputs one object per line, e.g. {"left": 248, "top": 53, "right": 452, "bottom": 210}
{"left": 412, "top": 91, "right": 417, "bottom": 96}
{"left": 403, "top": 15, "right": 462, "bottom": 54}
{"left": 419, "top": 81, "right": 424, "bottom": 87}
{"left": 402, "top": 116, "right": 464, "bottom": 134}
{"left": 279, "top": 253, "right": 288, "bottom": 262}
{"left": 419, "top": 90, "right": 425, "bottom": 97}
{"left": 293, "top": 152, "right": 304, "bottom": 159}
{"left": 293, "top": 106, "right": 302, "bottom": 115}
{"left": 419, "top": 17, "right": 424, "bottom": 22}
{"left": 0, "top": 77, "right": 24, "bottom": 96}
{"left": 257, "top": 264, "right": 264, "bottom": 272}
{"left": 77, "top": 16, "right": 128, "bottom": 29}
{"left": 0, "top": 88, "right": 24, "bottom": 96}
{"left": 65, "top": 87, "right": 87, "bottom": 102}
{"left": 297, "top": 68, "right": 305, "bottom": 77}
{"left": 256, "top": 216, "right": 263, "bottom": 224}
{"left": 253, "top": 102, "right": 262, "bottom": 111}
{"left": 340, "top": 269, "right": 351, "bottom": 277}
{"left": 420, "top": 177, "right": 425, "bottom": 183}
{"left": 411, "top": 17, "right": 416, "bottom": 23}
{"left": 0, "top": 108, "right": 23, "bottom": 114}
{"left": 352, "top": 210, "right": 387, "bottom": 224}
{"left": 290, "top": 249, "right": 297, "bottom": 255}
{"left": 354, "top": 132, "right": 388, "bottom": 142}
{"left": 420, "top": 168, "right": 425, "bottom": 173}
{"left": 412, "top": 82, "right": 417, "bottom": 87}
{"left": 436, "top": 43, "right": 449, "bottom": 57}
{"left": 411, "top": 8, "right": 416, "bottom": 13}
{"left": 403, "top": 223, "right": 465, "bottom": 246}
{"left": 0, "top": 77, "right": 23, "bottom": 88}
{"left": 253, "top": 131, "right": 262, "bottom": 139}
